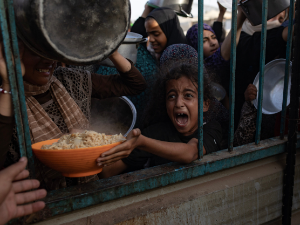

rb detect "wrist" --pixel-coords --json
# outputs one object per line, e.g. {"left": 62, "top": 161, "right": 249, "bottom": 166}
{"left": 109, "top": 51, "right": 119, "bottom": 60}
{"left": 1, "top": 83, "right": 11, "bottom": 91}
{"left": 135, "top": 134, "right": 145, "bottom": 149}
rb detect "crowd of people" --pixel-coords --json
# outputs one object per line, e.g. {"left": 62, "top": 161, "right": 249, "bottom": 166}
{"left": 0, "top": 1, "right": 295, "bottom": 223}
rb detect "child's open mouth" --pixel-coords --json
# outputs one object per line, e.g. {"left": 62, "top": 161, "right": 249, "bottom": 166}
{"left": 175, "top": 113, "right": 188, "bottom": 127}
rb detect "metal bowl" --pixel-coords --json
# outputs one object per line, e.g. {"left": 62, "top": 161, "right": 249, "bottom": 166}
{"left": 90, "top": 97, "right": 136, "bottom": 137}
{"left": 147, "top": 0, "right": 193, "bottom": 18}
{"left": 14, "top": 0, "right": 131, "bottom": 65}
{"left": 253, "top": 59, "right": 292, "bottom": 115}
{"left": 211, "top": 82, "right": 226, "bottom": 101}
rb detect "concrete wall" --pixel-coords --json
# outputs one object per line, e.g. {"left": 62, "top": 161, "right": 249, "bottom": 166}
{"left": 35, "top": 151, "right": 300, "bottom": 225}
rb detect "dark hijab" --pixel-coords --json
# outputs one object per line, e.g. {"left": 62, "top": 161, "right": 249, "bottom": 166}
{"left": 146, "top": 8, "right": 187, "bottom": 49}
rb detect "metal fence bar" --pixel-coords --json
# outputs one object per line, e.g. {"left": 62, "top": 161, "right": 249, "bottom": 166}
{"left": 280, "top": 0, "right": 295, "bottom": 140}
{"left": 198, "top": 0, "right": 204, "bottom": 158}
{"left": 228, "top": 0, "right": 238, "bottom": 152}
{"left": 282, "top": 2, "right": 299, "bottom": 223}
{"left": 6, "top": 0, "right": 34, "bottom": 175}
{"left": 255, "top": 0, "right": 268, "bottom": 144}
{"left": 0, "top": 0, "right": 27, "bottom": 157}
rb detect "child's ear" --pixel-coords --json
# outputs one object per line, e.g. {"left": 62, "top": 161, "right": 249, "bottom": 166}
{"left": 203, "top": 100, "right": 210, "bottom": 112}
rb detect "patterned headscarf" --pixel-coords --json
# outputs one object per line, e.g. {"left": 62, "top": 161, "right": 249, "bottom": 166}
{"left": 186, "top": 23, "right": 216, "bottom": 53}
{"left": 159, "top": 44, "right": 198, "bottom": 72}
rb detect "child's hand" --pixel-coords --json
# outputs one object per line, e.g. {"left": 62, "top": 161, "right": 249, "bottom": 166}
{"left": 244, "top": 84, "right": 257, "bottom": 101}
{"left": 187, "top": 138, "right": 207, "bottom": 155}
{"left": 0, "top": 157, "right": 47, "bottom": 225}
{"left": 96, "top": 128, "right": 142, "bottom": 167}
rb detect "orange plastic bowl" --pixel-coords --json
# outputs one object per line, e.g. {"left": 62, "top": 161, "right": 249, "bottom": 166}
{"left": 32, "top": 139, "right": 122, "bottom": 177}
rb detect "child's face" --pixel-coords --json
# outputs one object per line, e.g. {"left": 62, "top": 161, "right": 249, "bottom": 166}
{"left": 145, "top": 18, "right": 167, "bottom": 54}
{"left": 203, "top": 30, "right": 219, "bottom": 58}
{"left": 166, "top": 76, "right": 209, "bottom": 136}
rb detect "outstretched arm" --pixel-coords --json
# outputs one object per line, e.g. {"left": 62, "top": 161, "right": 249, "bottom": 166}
{"left": 96, "top": 129, "right": 201, "bottom": 168}
{"left": 221, "top": 6, "right": 247, "bottom": 61}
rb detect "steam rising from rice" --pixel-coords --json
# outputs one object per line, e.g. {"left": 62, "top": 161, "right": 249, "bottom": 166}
{"left": 41, "top": 131, "right": 126, "bottom": 150}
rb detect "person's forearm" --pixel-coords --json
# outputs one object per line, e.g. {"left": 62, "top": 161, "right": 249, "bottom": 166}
{"left": 0, "top": 82, "right": 13, "bottom": 117}
{"left": 109, "top": 52, "right": 131, "bottom": 73}
{"left": 137, "top": 135, "right": 199, "bottom": 164}
{"left": 221, "top": 10, "right": 246, "bottom": 60}
{"left": 99, "top": 160, "right": 128, "bottom": 178}
{"left": 217, "top": 12, "right": 225, "bottom": 22}
{"left": 282, "top": 25, "right": 294, "bottom": 42}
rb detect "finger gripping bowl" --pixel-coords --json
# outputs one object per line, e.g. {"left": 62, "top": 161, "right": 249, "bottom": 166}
{"left": 32, "top": 139, "right": 122, "bottom": 177}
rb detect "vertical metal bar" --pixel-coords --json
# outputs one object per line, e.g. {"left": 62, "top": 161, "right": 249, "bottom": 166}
{"left": 198, "top": 0, "right": 204, "bottom": 158}
{"left": 0, "top": 0, "right": 27, "bottom": 156}
{"left": 228, "top": 0, "right": 238, "bottom": 152}
{"left": 6, "top": 0, "right": 34, "bottom": 175}
{"left": 255, "top": 0, "right": 268, "bottom": 144}
{"left": 282, "top": 2, "right": 298, "bottom": 223}
{"left": 280, "top": 0, "right": 295, "bottom": 140}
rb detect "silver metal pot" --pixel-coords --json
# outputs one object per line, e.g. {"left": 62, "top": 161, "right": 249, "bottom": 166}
{"left": 147, "top": 0, "right": 193, "bottom": 18}
{"left": 90, "top": 97, "right": 136, "bottom": 137}
{"left": 252, "top": 59, "right": 292, "bottom": 114}
{"left": 99, "top": 38, "right": 147, "bottom": 67}
{"left": 13, "top": 0, "right": 131, "bottom": 65}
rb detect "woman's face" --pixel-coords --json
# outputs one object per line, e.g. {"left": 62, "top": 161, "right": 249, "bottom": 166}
{"left": 145, "top": 18, "right": 167, "bottom": 54}
{"left": 203, "top": 30, "right": 219, "bottom": 58}
{"left": 165, "top": 76, "right": 209, "bottom": 136}
{"left": 22, "top": 47, "right": 57, "bottom": 86}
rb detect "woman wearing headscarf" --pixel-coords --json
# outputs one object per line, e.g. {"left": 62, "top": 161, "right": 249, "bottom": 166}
{"left": 131, "top": 5, "right": 186, "bottom": 60}
{"left": 0, "top": 42, "right": 147, "bottom": 190}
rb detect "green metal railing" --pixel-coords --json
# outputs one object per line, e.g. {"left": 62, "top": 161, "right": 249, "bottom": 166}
{"left": 1, "top": 0, "right": 298, "bottom": 223}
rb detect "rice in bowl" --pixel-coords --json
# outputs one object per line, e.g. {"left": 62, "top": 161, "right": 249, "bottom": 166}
{"left": 41, "top": 131, "right": 126, "bottom": 150}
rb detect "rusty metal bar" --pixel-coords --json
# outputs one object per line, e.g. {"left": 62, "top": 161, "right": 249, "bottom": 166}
{"left": 197, "top": 0, "right": 204, "bottom": 158}
{"left": 282, "top": 1, "right": 299, "bottom": 223}
{"left": 255, "top": 0, "right": 268, "bottom": 144}
{"left": 280, "top": 0, "right": 295, "bottom": 140}
{"left": 228, "top": 0, "right": 238, "bottom": 152}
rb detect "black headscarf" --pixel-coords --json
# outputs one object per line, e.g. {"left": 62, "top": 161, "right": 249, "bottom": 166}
{"left": 146, "top": 8, "right": 187, "bottom": 49}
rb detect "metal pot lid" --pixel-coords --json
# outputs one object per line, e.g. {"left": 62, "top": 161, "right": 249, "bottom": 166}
{"left": 124, "top": 32, "right": 144, "bottom": 43}
{"left": 14, "top": 0, "right": 131, "bottom": 65}
{"left": 252, "top": 59, "right": 292, "bottom": 115}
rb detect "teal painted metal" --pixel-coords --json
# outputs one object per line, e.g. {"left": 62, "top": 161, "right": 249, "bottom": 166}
{"left": 197, "top": 0, "right": 204, "bottom": 158}
{"left": 255, "top": 0, "right": 268, "bottom": 144}
{"left": 228, "top": 0, "right": 238, "bottom": 152}
{"left": 36, "top": 136, "right": 299, "bottom": 219}
{"left": 280, "top": 0, "right": 295, "bottom": 140}
{"left": 6, "top": 0, "right": 34, "bottom": 175}
{"left": 0, "top": 0, "right": 27, "bottom": 158}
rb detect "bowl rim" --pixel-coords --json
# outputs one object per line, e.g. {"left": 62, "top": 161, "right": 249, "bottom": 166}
{"left": 32, "top": 138, "right": 123, "bottom": 152}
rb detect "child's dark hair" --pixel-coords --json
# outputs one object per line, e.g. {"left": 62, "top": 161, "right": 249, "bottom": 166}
{"left": 142, "top": 63, "right": 213, "bottom": 129}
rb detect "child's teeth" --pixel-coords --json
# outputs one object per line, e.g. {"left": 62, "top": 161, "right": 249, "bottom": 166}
{"left": 38, "top": 69, "right": 49, "bottom": 72}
